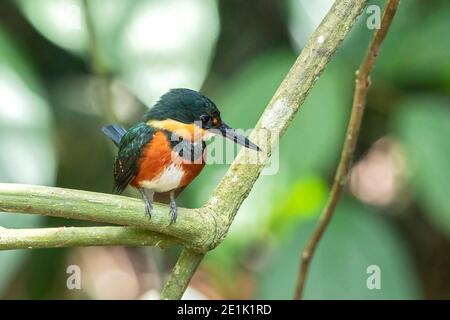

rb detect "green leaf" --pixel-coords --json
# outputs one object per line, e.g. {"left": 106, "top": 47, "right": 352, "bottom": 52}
{"left": 216, "top": 50, "right": 296, "bottom": 127}
{"left": 281, "top": 62, "right": 351, "bottom": 175}
{"left": 257, "top": 200, "right": 420, "bottom": 299}
{"left": 375, "top": 1, "right": 450, "bottom": 85}
{"left": 392, "top": 96, "right": 450, "bottom": 238}
{"left": 269, "top": 176, "right": 327, "bottom": 233}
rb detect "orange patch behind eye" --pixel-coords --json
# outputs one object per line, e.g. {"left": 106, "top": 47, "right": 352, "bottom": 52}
{"left": 148, "top": 119, "right": 209, "bottom": 141}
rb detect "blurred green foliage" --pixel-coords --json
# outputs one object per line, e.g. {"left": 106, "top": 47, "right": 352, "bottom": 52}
{"left": 393, "top": 97, "right": 450, "bottom": 238}
{"left": 0, "top": 0, "right": 449, "bottom": 299}
{"left": 257, "top": 200, "right": 420, "bottom": 299}
{"left": 0, "top": 26, "right": 56, "bottom": 295}
{"left": 16, "top": 0, "right": 219, "bottom": 106}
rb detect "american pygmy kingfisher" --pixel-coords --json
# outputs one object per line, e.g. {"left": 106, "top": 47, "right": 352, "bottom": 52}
{"left": 102, "top": 88, "right": 260, "bottom": 224}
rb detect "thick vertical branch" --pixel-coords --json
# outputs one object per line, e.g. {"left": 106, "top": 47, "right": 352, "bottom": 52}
{"left": 161, "top": 0, "right": 369, "bottom": 300}
{"left": 294, "top": 0, "right": 400, "bottom": 300}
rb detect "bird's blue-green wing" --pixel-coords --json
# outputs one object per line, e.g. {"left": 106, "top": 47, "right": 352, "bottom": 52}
{"left": 113, "top": 123, "right": 156, "bottom": 194}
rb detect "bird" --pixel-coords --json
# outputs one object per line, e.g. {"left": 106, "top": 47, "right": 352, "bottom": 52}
{"left": 102, "top": 88, "right": 260, "bottom": 224}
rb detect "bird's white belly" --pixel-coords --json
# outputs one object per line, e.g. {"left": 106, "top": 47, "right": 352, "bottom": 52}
{"left": 139, "top": 164, "right": 184, "bottom": 192}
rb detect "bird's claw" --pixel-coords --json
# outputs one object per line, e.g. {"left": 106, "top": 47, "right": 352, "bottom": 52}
{"left": 139, "top": 188, "right": 154, "bottom": 220}
{"left": 144, "top": 201, "right": 153, "bottom": 220}
{"left": 169, "top": 200, "right": 177, "bottom": 225}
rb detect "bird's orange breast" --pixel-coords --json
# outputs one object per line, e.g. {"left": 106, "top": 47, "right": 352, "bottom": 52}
{"left": 131, "top": 130, "right": 206, "bottom": 191}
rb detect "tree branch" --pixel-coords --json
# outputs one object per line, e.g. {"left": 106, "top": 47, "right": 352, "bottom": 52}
{"left": 0, "top": 226, "right": 175, "bottom": 250}
{"left": 0, "top": 0, "right": 371, "bottom": 300}
{"left": 293, "top": 0, "right": 400, "bottom": 300}
{"left": 161, "top": 0, "right": 369, "bottom": 299}
{"left": 160, "top": 249, "right": 205, "bottom": 300}
{"left": 0, "top": 184, "right": 216, "bottom": 250}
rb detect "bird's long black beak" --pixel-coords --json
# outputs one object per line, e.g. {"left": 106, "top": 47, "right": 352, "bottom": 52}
{"left": 217, "top": 122, "right": 261, "bottom": 151}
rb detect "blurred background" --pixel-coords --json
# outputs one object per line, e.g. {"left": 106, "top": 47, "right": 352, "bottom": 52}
{"left": 0, "top": 0, "right": 449, "bottom": 299}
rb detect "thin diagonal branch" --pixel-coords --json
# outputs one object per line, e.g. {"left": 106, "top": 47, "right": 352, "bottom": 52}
{"left": 294, "top": 0, "right": 400, "bottom": 300}
{"left": 0, "top": 226, "right": 175, "bottom": 250}
{"left": 160, "top": 0, "right": 369, "bottom": 299}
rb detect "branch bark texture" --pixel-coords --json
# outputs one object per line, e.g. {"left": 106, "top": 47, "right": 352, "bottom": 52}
{"left": 0, "top": 184, "right": 215, "bottom": 250}
{"left": 0, "top": 226, "right": 175, "bottom": 250}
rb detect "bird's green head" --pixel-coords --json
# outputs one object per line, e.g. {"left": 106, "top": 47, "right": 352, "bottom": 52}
{"left": 145, "top": 88, "right": 260, "bottom": 151}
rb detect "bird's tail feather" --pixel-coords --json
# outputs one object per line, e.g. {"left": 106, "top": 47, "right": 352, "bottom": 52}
{"left": 102, "top": 124, "right": 126, "bottom": 147}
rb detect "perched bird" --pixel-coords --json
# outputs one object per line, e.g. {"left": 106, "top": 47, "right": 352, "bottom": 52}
{"left": 102, "top": 88, "right": 260, "bottom": 224}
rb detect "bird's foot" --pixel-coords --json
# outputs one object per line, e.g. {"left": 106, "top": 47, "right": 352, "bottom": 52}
{"left": 139, "top": 188, "right": 153, "bottom": 220}
{"left": 169, "top": 199, "right": 177, "bottom": 225}
{"left": 144, "top": 200, "right": 153, "bottom": 219}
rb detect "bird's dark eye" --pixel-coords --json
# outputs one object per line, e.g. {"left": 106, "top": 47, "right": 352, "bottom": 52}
{"left": 200, "top": 114, "right": 211, "bottom": 124}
